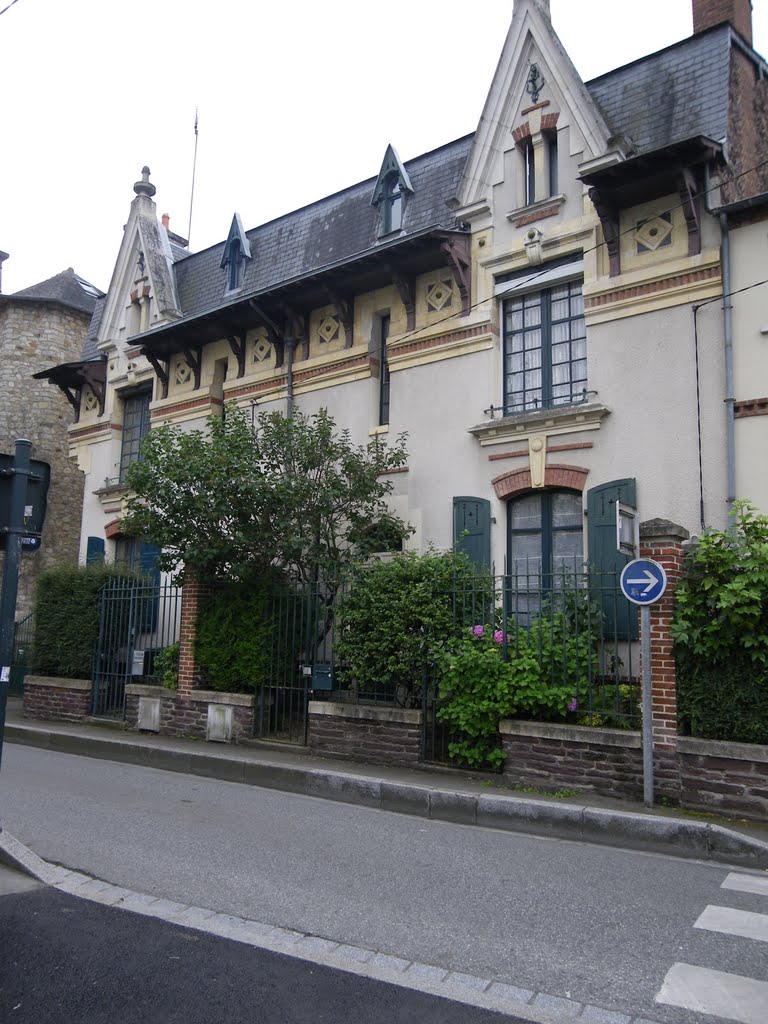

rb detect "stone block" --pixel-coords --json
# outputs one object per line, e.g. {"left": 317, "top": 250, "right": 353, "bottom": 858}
{"left": 380, "top": 781, "right": 430, "bottom": 817}
{"left": 477, "top": 793, "right": 584, "bottom": 841}
{"left": 429, "top": 789, "right": 477, "bottom": 825}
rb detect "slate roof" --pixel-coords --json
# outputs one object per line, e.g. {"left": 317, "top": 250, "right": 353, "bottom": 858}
{"left": 80, "top": 294, "right": 105, "bottom": 361}
{"left": 9, "top": 268, "right": 103, "bottom": 316}
{"left": 173, "top": 135, "right": 473, "bottom": 319}
{"left": 586, "top": 25, "right": 732, "bottom": 157}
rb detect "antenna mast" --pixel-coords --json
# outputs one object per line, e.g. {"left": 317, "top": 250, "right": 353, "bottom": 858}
{"left": 187, "top": 108, "right": 199, "bottom": 246}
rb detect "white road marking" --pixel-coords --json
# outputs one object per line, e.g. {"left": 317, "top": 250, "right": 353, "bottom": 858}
{"left": 694, "top": 904, "right": 768, "bottom": 943}
{"left": 722, "top": 872, "right": 768, "bottom": 899}
{"left": 656, "top": 963, "right": 768, "bottom": 1024}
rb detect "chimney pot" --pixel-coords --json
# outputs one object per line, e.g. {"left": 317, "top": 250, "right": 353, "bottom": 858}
{"left": 162, "top": 213, "right": 170, "bottom": 230}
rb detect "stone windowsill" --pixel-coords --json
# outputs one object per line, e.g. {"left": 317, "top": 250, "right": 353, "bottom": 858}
{"left": 469, "top": 402, "right": 610, "bottom": 446}
{"left": 500, "top": 718, "right": 641, "bottom": 749}
{"left": 505, "top": 193, "right": 566, "bottom": 223}
{"left": 24, "top": 675, "right": 91, "bottom": 691}
{"left": 309, "top": 700, "right": 422, "bottom": 726}
{"left": 677, "top": 735, "right": 768, "bottom": 764}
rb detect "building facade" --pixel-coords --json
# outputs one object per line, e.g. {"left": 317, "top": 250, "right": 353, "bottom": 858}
{"left": 0, "top": 264, "right": 102, "bottom": 615}
{"left": 40, "top": 0, "right": 768, "bottom": 585}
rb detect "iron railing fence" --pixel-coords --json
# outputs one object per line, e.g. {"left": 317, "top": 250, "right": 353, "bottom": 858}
{"left": 255, "top": 565, "right": 640, "bottom": 752}
{"left": 91, "top": 577, "right": 181, "bottom": 719}
{"left": 9, "top": 611, "right": 34, "bottom": 697}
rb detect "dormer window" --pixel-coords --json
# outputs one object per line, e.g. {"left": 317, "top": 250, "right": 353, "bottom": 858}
{"left": 220, "top": 212, "right": 251, "bottom": 294}
{"left": 372, "top": 144, "right": 413, "bottom": 238}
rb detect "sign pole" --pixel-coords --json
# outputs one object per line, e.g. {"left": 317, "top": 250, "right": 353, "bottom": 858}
{"left": 640, "top": 605, "right": 653, "bottom": 807}
{"left": 0, "top": 438, "right": 32, "bottom": 774}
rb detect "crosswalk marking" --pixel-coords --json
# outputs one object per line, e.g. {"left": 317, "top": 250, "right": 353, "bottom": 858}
{"left": 656, "top": 963, "right": 768, "bottom": 1024}
{"left": 722, "top": 872, "right": 768, "bottom": 899}
{"left": 694, "top": 904, "right": 768, "bottom": 943}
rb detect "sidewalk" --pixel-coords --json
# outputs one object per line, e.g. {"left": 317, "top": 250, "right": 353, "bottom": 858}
{"left": 4, "top": 698, "right": 768, "bottom": 870}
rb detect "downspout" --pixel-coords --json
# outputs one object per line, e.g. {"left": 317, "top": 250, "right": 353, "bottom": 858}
{"left": 719, "top": 211, "right": 737, "bottom": 518}
{"left": 285, "top": 335, "right": 295, "bottom": 417}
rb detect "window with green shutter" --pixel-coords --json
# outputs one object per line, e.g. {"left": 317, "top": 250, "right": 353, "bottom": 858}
{"left": 453, "top": 497, "right": 491, "bottom": 570}
{"left": 586, "top": 479, "right": 638, "bottom": 641}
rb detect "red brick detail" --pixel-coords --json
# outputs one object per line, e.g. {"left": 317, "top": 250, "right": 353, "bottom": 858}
{"left": 692, "top": 0, "right": 752, "bottom": 44}
{"left": 540, "top": 112, "right": 560, "bottom": 132}
{"left": 377, "top": 466, "right": 410, "bottom": 476}
{"left": 514, "top": 205, "right": 561, "bottom": 228}
{"left": 23, "top": 684, "right": 90, "bottom": 722}
{"left": 488, "top": 442, "right": 593, "bottom": 462}
{"left": 151, "top": 395, "right": 215, "bottom": 418}
{"left": 177, "top": 577, "right": 216, "bottom": 700}
{"left": 584, "top": 265, "right": 721, "bottom": 308}
{"left": 126, "top": 347, "right": 143, "bottom": 359}
{"left": 104, "top": 518, "right": 123, "bottom": 539}
{"left": 69, "top": 422, "right": 113, "bottom": 440}
{"left": 492, "top": 464, "right": 589, "bottom": 500}
{"left": 394, "top": 323, "right": 489, "bottom": 358}
{"left": 511, "top": 121, "right": 531, "bottom": 144}
{"left": 639, "top": 535, "right": 686, "bottom": 756}
{"left": 734, "top": 396, "right": 768, "bottom": 418}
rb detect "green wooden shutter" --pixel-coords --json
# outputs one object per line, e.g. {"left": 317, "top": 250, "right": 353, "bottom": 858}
{"left": 586, "top": 479, "right": 638, "bottom": 641}
{"left": 85, "top": 536, "right": 105, "bottom": 565}
{"left": 453, "top": 497, "right": 491, "bottom": 569}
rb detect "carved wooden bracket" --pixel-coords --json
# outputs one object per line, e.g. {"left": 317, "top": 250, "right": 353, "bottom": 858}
{"left": 327, "top": 289, "right": 354, "bottom": 348}
{"left": 226, "top": 333, "right": 247, "bottom": 379}
{"left": 678, "top": 168, "right": 701, "bottom": 256}
{"left": 81, "top": 361, "right": 107, "bottom": 417}
{"left": 385, "top": 266, "right": 415, "bottom": 331}
{"left": 61, "top": 386, "right": 81, "bottom": 422}
{"left": 282, "top": 304, "right": 308, "bottom": 360}
{"left": 589, "top": 188, "right": 621, "bottom": 277}
{"left": 183, "top": 347, "right": 203, "bottom": 390}
{"left": 440, "top": 235, "right": 471, "bottom": 315}
{"left": 145, "top": 353, "right": 170, "bottom": 399}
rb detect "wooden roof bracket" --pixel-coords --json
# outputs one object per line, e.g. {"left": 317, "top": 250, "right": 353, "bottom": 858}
{"left": 326, "top": 289, "right": 354, "bottom": 348}
{"left": 183, "top": 347, "right": 203, "bottom": 390}
{"left": 386, "top": 265, "right": 416, "bottom": 332}
{"left": 589, "top": 188, "right": 621, "bottom": 277}
{"left": 145, "top": 353, "right": 170, "bottom": 399}
{"left": 226, "top": 332, "right": 247, "bottom": 378}
{"left": 440, "top": 235, "right": 471, "bottom": 315}
{"left": 678, "top": 167, "right": 701, "bottom": 256}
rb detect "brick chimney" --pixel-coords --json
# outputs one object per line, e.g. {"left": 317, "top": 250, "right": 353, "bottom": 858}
{"left": 692, "top": 0, "right": 753, "bottom": 44}
{"left": 162, "top": 213, "right": 170, "bottom": 231}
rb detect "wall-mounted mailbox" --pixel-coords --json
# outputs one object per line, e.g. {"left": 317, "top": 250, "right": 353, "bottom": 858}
{"left": 311, "top": 664, "right": 334, "bottom": 691}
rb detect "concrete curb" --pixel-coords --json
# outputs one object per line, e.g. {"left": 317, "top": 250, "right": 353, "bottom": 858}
{"left": 7, "top": 722, "right": 768, "bottom": 869}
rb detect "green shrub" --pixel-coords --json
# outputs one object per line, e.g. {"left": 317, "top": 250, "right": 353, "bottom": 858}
{"left": 154, "top": 643, "right": 179, "bottom": 690}
{"left": 194, "top": 579, "right": 272, "bottom": 693}
{"left": 334, "top": 550, "right": 494, "bottom": 703}
{"left": 671, "top": 501, "right": 768, "bottom": 743}
{"left": 33, "top": 563, "right": 137, "bottom": 679}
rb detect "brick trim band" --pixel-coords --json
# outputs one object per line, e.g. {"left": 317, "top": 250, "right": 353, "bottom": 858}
{"left": 491, "top": 464, "right": 589, "bottom": 500}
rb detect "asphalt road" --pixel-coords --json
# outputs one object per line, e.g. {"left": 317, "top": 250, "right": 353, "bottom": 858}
{"left": 2, "top": 743, "right": 767, "bottom": 1023}
{"left": 0, "top": 878, "right": 522, "bottom": 1024}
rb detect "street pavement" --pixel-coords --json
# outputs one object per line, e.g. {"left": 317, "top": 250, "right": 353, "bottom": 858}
{"left": 0, "top": 867, "right": 524, "bottom": 1024}
{"left": 2, "top": 742, "right": 768, "bottom": 1024}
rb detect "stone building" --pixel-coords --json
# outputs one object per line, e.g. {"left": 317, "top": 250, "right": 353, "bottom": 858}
{"left": 0, "top": 262, "right": 103, "bottom": 616}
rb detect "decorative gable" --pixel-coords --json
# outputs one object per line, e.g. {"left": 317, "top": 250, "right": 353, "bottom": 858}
{"left": 220, "top": 213, "right": 252, "bottom": 292}
{"left": 371, "top": 144, "right": 414, "bottom": 236}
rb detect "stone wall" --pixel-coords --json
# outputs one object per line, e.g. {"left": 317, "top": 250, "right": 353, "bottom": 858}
{"left": 0, "top": 301, "right": 89, "bottom": 617}
{"left": 678, "top": 737, "right": 768, "bottom": 820}
{"left": 23, "top": 675, "right": 90, "bottom": 722}
{"left": 125, "top": 685, "right": 254, "bottom": 742}
{"left": 308, "top": 701, "right": 422, "bottom": 765}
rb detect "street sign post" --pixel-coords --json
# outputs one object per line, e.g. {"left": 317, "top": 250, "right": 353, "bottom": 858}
{"left": 620, "top": 558, "right": 668, "bottom": 808}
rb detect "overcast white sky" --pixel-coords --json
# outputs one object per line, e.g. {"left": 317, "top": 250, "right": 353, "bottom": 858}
{"left": 1, "top": 0, "right": 766, "bottom": 295}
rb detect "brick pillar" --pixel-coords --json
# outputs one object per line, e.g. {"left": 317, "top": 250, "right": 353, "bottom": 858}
{"left": 177, "top": 576, "right": 215, "bottom": 700}
{"left": 639, "top": 519, "right": 689, "bottom": 799}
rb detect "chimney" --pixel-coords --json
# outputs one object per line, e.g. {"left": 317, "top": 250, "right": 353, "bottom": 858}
{"left": 162, "top": 213, "right": 170, "bottom": 231}
{"left": 692, "top": 0, "right": 752, "bottom": 45}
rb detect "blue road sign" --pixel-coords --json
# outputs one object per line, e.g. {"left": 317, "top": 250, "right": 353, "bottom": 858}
{"left": 620, "top": 558, "right": 667, "bottom": 605}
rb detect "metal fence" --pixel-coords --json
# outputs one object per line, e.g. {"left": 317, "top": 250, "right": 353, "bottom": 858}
{"left": 9, "top": 612, "right": 34, "bottom": 697}
{"left": 255, "top": 565, "right": 640, "bottom": 758}
{"left": 91, "top": 577, "right": 181, "bottom": 718}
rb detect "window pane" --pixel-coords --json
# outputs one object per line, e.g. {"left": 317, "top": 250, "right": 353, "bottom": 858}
{"left": 524, "top": 347, "right": 542, "bottom": 370}
{"left": 524, "top": 301, "right": 541, "bottom": 327}
{"left": 553, "top": 530, "right": 584, "bottom": 575}
{"left": 552, "top": 492, "right": 583, "bottom": 527}
{"left": 551, "top": 296, "right": 569, "bottom": 321}
{"left": 509, "top": 493, "right": 542, "bottom": 530}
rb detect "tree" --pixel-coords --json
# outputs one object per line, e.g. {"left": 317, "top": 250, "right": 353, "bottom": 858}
{"left": 122, "top": 405, "right": 410, "bottom": 582}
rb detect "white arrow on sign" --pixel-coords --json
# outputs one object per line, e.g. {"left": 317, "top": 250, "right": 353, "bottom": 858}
{"left": 626, "top": 569, "right": 658, "bottom": 595}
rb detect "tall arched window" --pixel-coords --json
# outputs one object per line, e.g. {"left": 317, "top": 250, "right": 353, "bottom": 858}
{"left": 508, "top": 490, "right": 583, "bottom": 582}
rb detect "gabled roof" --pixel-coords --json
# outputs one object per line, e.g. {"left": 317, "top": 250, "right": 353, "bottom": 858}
{"left": 172, "top": 135, "right": 472, "bottom": 319}
{"left": 586, "top": 24, "right": 733, "bottom": 157}
{"left": 6, "top": 268, "right": 103, "bottom": 316}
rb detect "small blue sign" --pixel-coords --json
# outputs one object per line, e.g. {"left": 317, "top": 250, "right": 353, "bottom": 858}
{"left": 620, "top": 559, "right": 667, "bottom": 605}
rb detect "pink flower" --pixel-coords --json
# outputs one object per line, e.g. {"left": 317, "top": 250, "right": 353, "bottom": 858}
{"left": 568, "top": 698, "right": 578, "bottom": 712}
{"left": 470, "top": 625, "right": 485, "bottom": 637}
{"left": 493, "top": 630, "right": 510, "bottom": 644}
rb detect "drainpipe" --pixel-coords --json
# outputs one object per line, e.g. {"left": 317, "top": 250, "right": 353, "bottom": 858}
{"left": 719, "top": 211, "right": 737, "bottom": 518}
{"left": 285, "top": 335, "right": 295, "bottom": 417}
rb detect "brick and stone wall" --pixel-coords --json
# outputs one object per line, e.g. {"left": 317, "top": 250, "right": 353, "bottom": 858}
{"left": 23, "top": 675, "right": 90, "bottom": 722}
{"left": 125, "top": 684, "right": 253, "bottom": 742}
{"left": 678, "top": 737, "right": 768, "bottom": 820}
{"left": 500, "top": 720, "right": 644, "bottom": 798}
{"left": 308, "top": 701, "right": 422, "bottom": 765}
{"left": 0, "top": 301, "right": 90, "bottom": 617}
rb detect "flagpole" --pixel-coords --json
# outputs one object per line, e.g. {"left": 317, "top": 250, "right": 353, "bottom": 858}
{"left": 187, "top": 107, "right": 199, "bottom": 246}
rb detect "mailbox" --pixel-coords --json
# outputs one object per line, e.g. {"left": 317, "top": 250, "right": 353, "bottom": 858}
{"left": 310, "top": 663, "right": 334, "bottom": 691}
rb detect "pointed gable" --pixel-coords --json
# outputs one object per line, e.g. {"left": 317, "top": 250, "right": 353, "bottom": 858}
{"left": 220, "top": 213, "right": 252, "bottom": 292}
{"left": 371, "top": 144, "right": 414, "bottom": 236}
{"left": 456, "top": 0, "right": 620, "bottom": 215}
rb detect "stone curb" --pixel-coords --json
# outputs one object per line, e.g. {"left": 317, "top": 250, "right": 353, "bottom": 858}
{"left": 7, "top": 722, "right": 768, "bottom": 868}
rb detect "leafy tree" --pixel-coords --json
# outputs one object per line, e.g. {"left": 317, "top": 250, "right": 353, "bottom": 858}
{"left": 123, "top": 405, "right": 410, "bottom": 582}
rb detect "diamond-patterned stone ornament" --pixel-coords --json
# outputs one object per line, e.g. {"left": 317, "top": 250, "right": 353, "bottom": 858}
{"left": 635, "top": 215, "right": 673, "bottom": 253}
{"left": 427, "top": 278, "right": 453, "bottom": 312}
{"left": 83, "top": 388, "right": 98, "bottom": 412}
{"left": 253, "top": 333, "right": 271, "bottom": 362}
{"left": 174, "top": 360, "right": 191, "bottom": 385}
{"left": 318, "top": 315, "right": 340, "bottom": 343}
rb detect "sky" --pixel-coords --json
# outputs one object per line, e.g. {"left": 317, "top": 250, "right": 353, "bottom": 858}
{"left": 1, "top": 0, "right": 767, "bottom": 295}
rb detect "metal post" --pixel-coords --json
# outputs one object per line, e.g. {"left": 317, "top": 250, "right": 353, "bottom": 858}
{"left": 0, "top": 439, "right": 33, "bottom": 773}
{"left": 641, "top": 604, "right": 654, "bottom": 807}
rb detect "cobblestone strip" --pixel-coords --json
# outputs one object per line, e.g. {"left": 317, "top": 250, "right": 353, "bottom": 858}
{"left": 51, "top": 869, "right": 664, "bottom": 1024}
